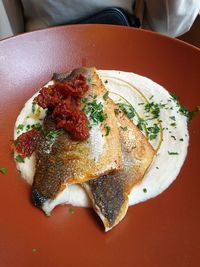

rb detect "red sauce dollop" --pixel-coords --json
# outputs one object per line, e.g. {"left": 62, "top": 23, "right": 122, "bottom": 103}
{"left": 14, "top": 128, "right": 41, "bottom": 158}
{"left": 35, "top": 74, "right": 89, "bottom": 140}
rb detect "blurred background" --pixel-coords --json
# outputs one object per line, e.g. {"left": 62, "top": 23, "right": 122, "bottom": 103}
{"left": 0, "top": 1, "right": 199, "bottom": 48}
{"left": 178, "top": 12, "right": 200, "bottom": 48}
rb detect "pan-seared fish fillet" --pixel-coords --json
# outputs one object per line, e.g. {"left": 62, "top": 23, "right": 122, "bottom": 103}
{"left": 84, "top": 105, "right": 155, "bottom": 231}
{"left": 32, "top": 68, "right": 122, "bottom": 207}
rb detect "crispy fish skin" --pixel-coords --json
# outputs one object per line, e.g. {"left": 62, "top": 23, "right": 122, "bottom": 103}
{"left": 85, "top": 173, "right": 127, "bottom": 228}
{"left": 84, "top": 105, "right": 155, "bottom": 231}
{"left": 32, "top": 68, "right": 122, "bottom": 206}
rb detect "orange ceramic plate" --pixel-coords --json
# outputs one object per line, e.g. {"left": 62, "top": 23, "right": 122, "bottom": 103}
{"left": 0, "top": 25, "right": 200, "bottom": 267}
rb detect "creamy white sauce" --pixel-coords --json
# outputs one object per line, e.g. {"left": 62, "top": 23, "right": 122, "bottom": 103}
{"left": 14, "top": 70, "right": 189, "bottom": 212}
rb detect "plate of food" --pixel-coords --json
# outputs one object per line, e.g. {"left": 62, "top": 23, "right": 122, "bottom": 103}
{"left": 0, "top": 25, "right": 199, "bottom": 267}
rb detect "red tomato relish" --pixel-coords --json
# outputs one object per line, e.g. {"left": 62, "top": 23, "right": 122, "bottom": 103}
{"left": 13, "top": 74, "right": 89, "bottom": 159}
{"left": 14, "top": 128, "right": 41, "bottom": 158}
{"left": 35, "top": 74, "right": 89, "bottom": 140}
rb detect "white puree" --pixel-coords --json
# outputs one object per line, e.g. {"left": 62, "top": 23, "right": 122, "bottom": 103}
{"left": 14, "top": 71, "right": 189, "bottom": 213}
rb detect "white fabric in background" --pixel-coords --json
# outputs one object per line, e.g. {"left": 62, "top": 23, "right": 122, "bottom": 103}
{"left": 0, "top": 0, "right": 200, "bottom": 39}
{"left": 0, "top": 1, "right": 13, "bottom": 39}
{"left": 143, "top": 0, "right": 200, "bottom": 37}
{"left": 0, "top": 0, "right": 24, "bottom": 39}
{"left": 21, "top": 0, "right": 200, "bottom": 37}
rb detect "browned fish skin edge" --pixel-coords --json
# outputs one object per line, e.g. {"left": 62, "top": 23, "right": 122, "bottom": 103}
{"left": 104, "top": 196, "right": 129, "bottom": 231}
{"left": 88, "top": 174, "right": 126, "bottom": 227}
{"left": 32, "top": 186, "right": 48, "bottom": 207}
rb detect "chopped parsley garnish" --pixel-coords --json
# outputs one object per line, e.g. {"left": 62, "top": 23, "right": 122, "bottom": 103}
{"left": 117, "top": 100, "right": 162, "bottom": 140}
{"left": 82, "top": 98, "right": 108, "bottom": 127}
{"left": 103, "top": 91, "right": 109, "bottom": 101}
{"left": 117, "top": 102, "right": 136, "bottom": 119}
{"left": 171, "top": 136, "right": 176, "bottom": 140}
{"left": 170, "top": 122, "right": 176, "bottom": 127}
{"left": 170, "top": 93, "right": 179, "bottom": 101}
{"left": 104, "top": 80, "right": 108, "bottom": 84}
{"left": 58, "top": 128, "right": 65, "bottom": 135}
{"left": 87, "top": 77, "right": 92, "bottom": 84}
{"left": 0, "top": 167, "right": 7, "bottom": 174}
{"left": 31, "top": 123, "right": 42, "bottom": 131}
{"left": 168, "top": 151, "right": 179, "bottom": 155}
{"left": 169, "top": 116, "right": 176, "bottom": 121}
{"left": 156, "top": 166, "right": 159, "bottom": 169}
{"left": 120, "top": 126, "right": 128, "bottom": 131}
{"left": 17, "top": 124, "right": 24, "bottom": 131}
{"left": 24, "top": 122, "right": 42, "bottom": 132}
{"left": 137, "top": 100, "right": 161, "bottom": 140}
{"left": 32, "top": 101, "right": 36, "bottom": 114}
{"left": 179, "top": 138, "right": 184, "bottom": 141}
{"left": 88, "top": 122, "right": 92, "bottom": 129}
{"left": 15, "top": 155, "right": 25, "bottom": 163}
{"left": 179, "top": 105, "right": 195, "bottom": 121}
{"left": 17, "top": 124, "right": 24, "bottom": 134}
{"left": 45, "top": 129, "right": 64, "bottom": 139}
{"left": 147, "top": 124, "right": 160, "bottom": 140}
{"left": 143, "top": 188, "right": 147, "bottom": 193}
{"left": 26, "top": 124, "right": 31, "bottom": 131}
{"left": 81, "top": 97, "right": 88, "bottom": 103}
{"left": 137, "top": 117, "right": 145, "bottom": 131}
{"left": 45, "top": 130, "right": 58, "bottom": 139}
{"left": 144, "top": 102, "right": 160, "bottom": 119}
{"left": 69, "top": 207, "right": 74, "bottom": 214}
{"left": 169, "top": 92, "right": 199, "bottom": 122}
{"left": 104, "top": 124, "right": 111, "bottom": 136}
{"left": 159, "top": 103, "right": 167, "bottom": 108}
